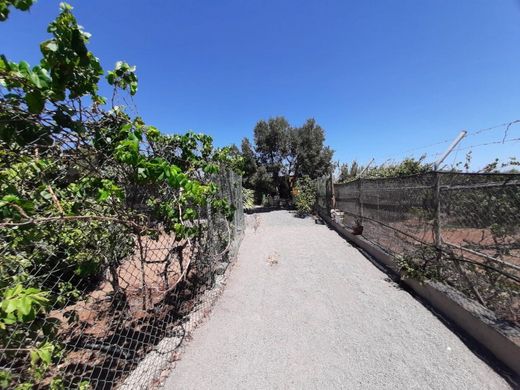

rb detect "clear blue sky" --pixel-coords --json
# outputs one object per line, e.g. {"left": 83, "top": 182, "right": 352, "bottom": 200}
{"left": 1, "top": 0, "right": 519, "bottom": 170}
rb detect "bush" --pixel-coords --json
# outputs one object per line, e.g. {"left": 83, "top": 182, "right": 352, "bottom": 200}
{"left": 293, "top": 176, "right": 317, "bottom": 216}
{"left": 243, "top": 188, "right": 254, "bottom": 209}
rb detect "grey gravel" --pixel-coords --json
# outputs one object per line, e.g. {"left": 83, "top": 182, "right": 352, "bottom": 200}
{"left": 163, "top": 210, "right": 511, "bottom": 390}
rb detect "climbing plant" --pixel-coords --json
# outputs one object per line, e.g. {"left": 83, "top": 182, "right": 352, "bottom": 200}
{"left": 0, "top": 2, "right": 241, "bottom": 388}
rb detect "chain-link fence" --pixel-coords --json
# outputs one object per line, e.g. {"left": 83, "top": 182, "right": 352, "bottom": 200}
{"left": 0, "top": 128, "right": 244, "bottom": 389}
{"left": 316, "top": 176, "right": 333, "bottom": 217}
{"left": 0, "top": 4, "right": 249, "bottom": 387}
{"left": 326, "top": 172, "right": 520, "bottom": 325}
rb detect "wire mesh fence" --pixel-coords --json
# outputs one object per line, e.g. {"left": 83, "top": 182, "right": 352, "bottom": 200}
{"left": 0, "top": 125, "right": 244, "bottom": 389}
{"left": 327, "top": 172, "right": 520, "bottom": 325}
{"left": 316, "top": 176, "right": 332, "bottom": 216}
{"left": 0, "top": 6, "right": 248, "bottom": 387}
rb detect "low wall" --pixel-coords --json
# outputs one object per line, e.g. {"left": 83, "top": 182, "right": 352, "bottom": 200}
{"left": 318, "top": 210, "right": 520, "bottom": 379}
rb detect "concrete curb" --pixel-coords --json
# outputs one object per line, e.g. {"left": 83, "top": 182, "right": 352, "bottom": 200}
{"left": 318, "top": 210, "right": 520, "bottom": 378}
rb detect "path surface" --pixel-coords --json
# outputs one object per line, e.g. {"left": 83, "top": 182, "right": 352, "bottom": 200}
{"left": 163, "top": 211, "right": 510, "bottom": 390}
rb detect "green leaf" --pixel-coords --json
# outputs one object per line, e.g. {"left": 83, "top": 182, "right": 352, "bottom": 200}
{"left": 3, "top": 299, "right": 18, "bottom": 314}
{"left": 19, "top": 296, "right": 34, "bottom": 316}
{"left": 0, "top": 194, "right": 20, "bottom": 206}
{"left": 203, "top": 163, "right": 219, "bottom": 174}
{"left": 2, "top": 316, "right": 16, "bottom": 325}
{"left": 106, "top": 71, "right": 115, "bottom": 85}
{"left": 50, "top": 377, "right": 65, "bottom": 390}
{"left": 59, "top": 2, "right": 73, "bottom": 11}
{"left": 29, "top": 71, "right": 42, "bottom": 88}
{"left": 43, "top": 41, "right": 58, "bottom": 52}
{"left": 18, "top": 60, "right": 30, "bottom": 75}
{"left": 30, "top": 350, "right": 39, "bottom": 367}
{"left": 25, "top": 90, "right": 45, "bottom": 113}
{"left": 0, "top": 370, "right": 11, "bottom": 389}
{"left": 77, "top": 381, "right": 91, "bottom": 390}
{"left": 14, "top": 0, "right": 35, "bottom": 12}
{"left": 15, "top": 384, "right": 32, "bottom": 390}
{"left": 137, "top": 167, "right": 147, "bottom": 179}
{"left": 1, "top": 285, "right": 48, "bottom": 323}
{"left": 36, "top": 342, "right": 54, "bottom": 365}
{"left": 98, "top": 189, "right": 109, "bottom": 201}
{"left": 129, "top": 81, "right": 137, "bottom": 95}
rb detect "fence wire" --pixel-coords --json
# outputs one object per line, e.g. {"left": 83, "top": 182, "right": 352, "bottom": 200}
{"left": 0, "top": 136, "right": 244, "bottom": 388}
{"left": 327, "top": 172, "right": 520, "bottom": 325}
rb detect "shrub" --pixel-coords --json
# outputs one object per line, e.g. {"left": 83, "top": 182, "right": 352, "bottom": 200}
{"left": 293, "top": 176, "right": 317, "bottom": 216}
{"left": 243, "top": 188, "right": 254, "bottom": 209}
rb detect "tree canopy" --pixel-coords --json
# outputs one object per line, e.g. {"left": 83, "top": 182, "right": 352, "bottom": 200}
{"left": 242, "top": 116, "right": 333, "bottom": 198}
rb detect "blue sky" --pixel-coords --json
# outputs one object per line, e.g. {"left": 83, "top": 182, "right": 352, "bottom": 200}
{"left": 1, "top": 0, "right": 519, "bottom": 170}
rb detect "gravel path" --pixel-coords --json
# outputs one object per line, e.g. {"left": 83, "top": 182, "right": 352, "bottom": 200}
{"left": 163, "top": 210, "right": 511, "bottom": 390}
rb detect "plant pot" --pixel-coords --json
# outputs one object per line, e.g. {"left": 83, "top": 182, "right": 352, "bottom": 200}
{"left": 352, "top": 225, "right": 363, "bottom": 235}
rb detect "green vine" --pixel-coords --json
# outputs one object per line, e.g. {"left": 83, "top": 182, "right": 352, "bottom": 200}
{"left": 0, "top": 2, "right": 242, "bottom": 388}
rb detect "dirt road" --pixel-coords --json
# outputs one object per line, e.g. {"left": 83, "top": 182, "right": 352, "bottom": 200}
{"left": 163, "top": 210, "right": 510, "bottom": 389}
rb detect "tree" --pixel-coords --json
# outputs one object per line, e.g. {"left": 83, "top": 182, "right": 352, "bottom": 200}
{"left": 244, "top": 116, "right": 333, "bottom": 198}
{"left": 253, "top": 117, "right": 291, "bottom": 195}
{"left": 338, "top": 161, "right": 361, "bottom": 182}
{"left": 241, "top": 137, "right": 275, "bottom": 200}
{"left": 241, "top": 137, "right": 257, "bottom": 188}
{"left": 294, "top": 119, "right": 333, "bottom": 179}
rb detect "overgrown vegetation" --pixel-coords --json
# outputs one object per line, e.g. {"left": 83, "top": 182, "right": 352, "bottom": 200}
{"left": 0, "top": 3, "right": 241, "bottom": 388}
{"left": 337, "top": 154, "right": 520, "bottom": 183}
{"left": 337, "top": 156, "right": 432, "bottom": 182}
{"left": 397, "top": 243, "right": 519, "bottom": 324}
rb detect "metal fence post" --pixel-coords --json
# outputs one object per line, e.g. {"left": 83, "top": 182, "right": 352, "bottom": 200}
{"left": 433, "top": 171, "right": 442, "bottom": 248}
{"left": 358, "top": 178, "right": 364, "bottom": 223}
{"left": 330, "top": 172, "right": 335, "bottom": 212}
{"left": 432, "top": 129, "right": 467, "bottom": 245}
{"left": 436, "top": 171, "right": 487, "bottom": 305}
